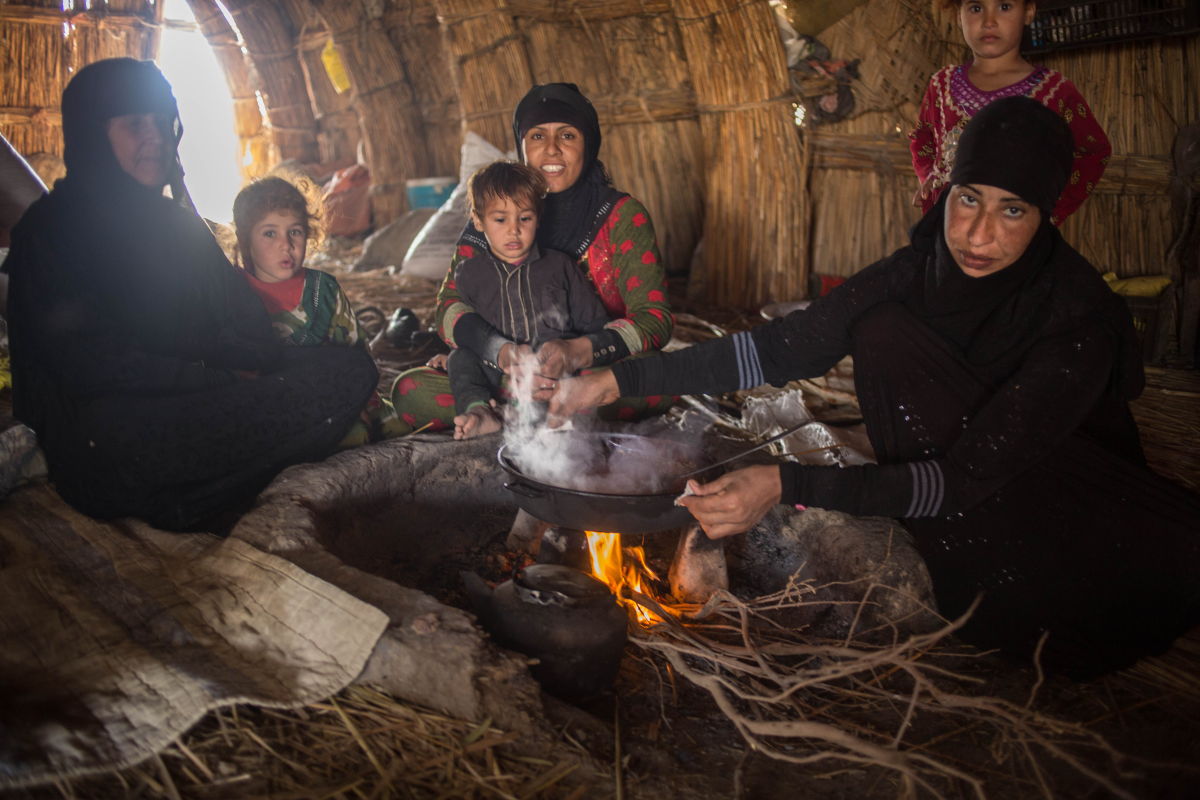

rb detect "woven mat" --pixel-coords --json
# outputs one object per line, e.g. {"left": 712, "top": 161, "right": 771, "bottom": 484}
{"left": 0, "top": 484, "right": 388, "bottom": 789}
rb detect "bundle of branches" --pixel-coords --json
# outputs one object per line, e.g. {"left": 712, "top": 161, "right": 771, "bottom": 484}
{"left": 629, "top": 584, "right": 1142, "bottom": 799}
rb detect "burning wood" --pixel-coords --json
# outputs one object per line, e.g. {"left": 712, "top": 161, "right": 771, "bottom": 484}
{"left": 585, "top": 531, "right": 665, "bottom": 626}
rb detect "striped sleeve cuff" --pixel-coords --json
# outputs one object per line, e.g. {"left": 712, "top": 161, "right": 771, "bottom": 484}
{"left": 732, "top": 331, "right": 764, "bottom": 390}
{"left": 904, "top": 461, "right": 945, "bottom": 517}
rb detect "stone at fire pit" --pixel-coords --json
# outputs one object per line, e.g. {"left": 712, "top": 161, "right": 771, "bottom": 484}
{"left": 727, "top": 506, "right": 939, "bottom": 640}
{"left": 669, "top": 523, "right": 729, "bottom": 603}
{"left": 232, "top": 433, "right": 548, "bottom": 733}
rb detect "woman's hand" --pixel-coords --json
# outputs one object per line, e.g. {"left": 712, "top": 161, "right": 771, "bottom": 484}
{"left": 546, "top": 370, "right": 619, "bottom": 427}
{"left": 536, "top": 338, "right": 593, "bottom": 380}
{"left": 676, "top": 465, "right": 783, "bottom": 539}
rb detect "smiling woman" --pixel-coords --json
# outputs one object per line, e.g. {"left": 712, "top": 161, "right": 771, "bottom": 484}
{"left": 391, "top": 82, "right": 675, "bottom": 432}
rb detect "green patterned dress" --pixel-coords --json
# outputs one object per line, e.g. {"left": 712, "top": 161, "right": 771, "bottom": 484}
{"left": 245, "top": 268, "right": 409, "bottom": 443}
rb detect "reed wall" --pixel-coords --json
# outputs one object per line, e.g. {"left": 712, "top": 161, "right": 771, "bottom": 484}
{"left": 1, "top": 0, "right": 1194, "bottom": 305}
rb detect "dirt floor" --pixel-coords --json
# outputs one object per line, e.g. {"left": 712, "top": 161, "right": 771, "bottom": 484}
{"left": 4, "top": 239, "right": 1200, "bottom": 799}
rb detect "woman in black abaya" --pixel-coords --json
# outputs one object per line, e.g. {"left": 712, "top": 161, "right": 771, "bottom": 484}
{"left": 549, "top": 97, "right": 1200, "bottom": 677}
{"left": 4, "top": 58, "right": 378, "bottom": 530}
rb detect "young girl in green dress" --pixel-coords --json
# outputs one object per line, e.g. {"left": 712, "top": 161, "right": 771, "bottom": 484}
{"left": 233, "top": 176, "right": 408, "bottom": 444}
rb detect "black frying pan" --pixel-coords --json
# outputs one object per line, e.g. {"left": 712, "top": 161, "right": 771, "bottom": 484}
{"left": 497, "top": 432, "right": 708, "bottom": 535}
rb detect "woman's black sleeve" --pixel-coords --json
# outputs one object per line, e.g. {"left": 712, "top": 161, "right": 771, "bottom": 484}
{"left": 610, "top": 270, "right": 873, "bottom": 397}
{"left": 779, "top": 320, "right": 1119, "bottom": 517}
{"left": 8, "top": 229, "right": 237, "bottom": 397}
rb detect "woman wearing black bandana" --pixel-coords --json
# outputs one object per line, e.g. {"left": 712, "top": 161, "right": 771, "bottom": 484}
{"left": 391, "top": 83, "right": 674, "bottom": 429}
{"left": 3, "top": 58, "right": 379, "bottom": 531}
{"left": 549, "top": 97, "right": 1200, "bottom": 677}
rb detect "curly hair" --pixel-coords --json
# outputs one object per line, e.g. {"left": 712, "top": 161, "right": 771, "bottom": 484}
{"left": 467, "top": 160, "right": 547, "bottom": 219}
{"left": 232, "top": 175, "right": 320, "bottom": 269}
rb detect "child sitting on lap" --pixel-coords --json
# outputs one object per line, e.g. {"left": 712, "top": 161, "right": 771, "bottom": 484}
{"left": 449, "top": 161, "right": 609, "bottom": 439}
{"left": 233, "top": 176, "right": 406, "bottom": 444}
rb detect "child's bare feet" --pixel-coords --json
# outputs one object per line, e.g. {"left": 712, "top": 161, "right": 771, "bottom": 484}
{"left": 453, "top": 403, "right": 503, "bottom": 440}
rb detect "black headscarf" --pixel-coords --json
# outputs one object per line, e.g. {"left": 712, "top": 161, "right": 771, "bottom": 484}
{"left": 510, "top": 83, "right": 626, "bottom": 259}
{"left": 904, "top": 97, "right": 1139, "bottom": 392}
{"left": 60, "top": 57, "right": 190, "bottom": 208}
{"left": 949, "top": 96, "right": 1074, "bottom": 217}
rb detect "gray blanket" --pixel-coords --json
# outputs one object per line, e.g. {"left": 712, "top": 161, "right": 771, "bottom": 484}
{"left": 0, "top": 484, "right": 388, "bottom": 789}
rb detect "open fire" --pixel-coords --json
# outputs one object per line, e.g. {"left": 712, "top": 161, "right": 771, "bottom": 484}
{"left": 584, "top": 532, "right": 664, "bottom": 625}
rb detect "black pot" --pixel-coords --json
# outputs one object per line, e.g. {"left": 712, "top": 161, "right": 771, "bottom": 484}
{"left": 498, "top": 432, "right": 708, "bottom": 535}
{"left": 463, "top": 564, "right": 628, "bottom": 699}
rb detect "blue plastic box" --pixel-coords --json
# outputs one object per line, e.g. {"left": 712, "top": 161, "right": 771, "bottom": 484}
{"left": 406, "top": 177, "right": 457, "bottom": 209}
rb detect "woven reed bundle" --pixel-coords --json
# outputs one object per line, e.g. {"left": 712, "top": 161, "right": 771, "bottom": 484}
{"left": 507, "top": 0, "right": 673, "bottom": 23}
{"left": 808, "top": 167, "right": 917, "bottom": 278}
{"left": 673, "top": 0, "right": 810, "bottom": 308}
{"left": 184, "top": 0, "right": 268, "bottom": 184}
{"left": 0, "top": 2, "right": 158, "bottom": 159}
{"left": 518, "top": 10, "right": 703, "bottom": 273}
{"left": 435, "top": 0, "right": 533, "bottom": 154}
{"left": 220, "top": 0, "right": 317, "bottom": 165}
{"left": 380, "top": 0, "right": 461, "bottom": 178}
{"left": 1043, "top": 36, "right": 1200, "bottom": 157}
{"left": 311, "top": 1, "right": 432, "bottom": 225}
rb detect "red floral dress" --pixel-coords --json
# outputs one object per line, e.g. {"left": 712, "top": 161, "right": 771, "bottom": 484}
{"left": 909, "top": 65, "right": 1111, "bottom": 225}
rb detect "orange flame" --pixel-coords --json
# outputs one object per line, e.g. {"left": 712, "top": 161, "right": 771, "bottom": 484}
{"left": 585, "top": 531, "right": 662, "bottom": 625}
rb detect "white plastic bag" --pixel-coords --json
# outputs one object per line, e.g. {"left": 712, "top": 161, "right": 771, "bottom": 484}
{"left": 400, "top": 132, "right": 515, "bottom": 280}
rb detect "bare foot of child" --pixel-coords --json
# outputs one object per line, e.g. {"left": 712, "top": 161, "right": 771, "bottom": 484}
{"left": 454, "top": 404, "right": 503, "bottom": 440}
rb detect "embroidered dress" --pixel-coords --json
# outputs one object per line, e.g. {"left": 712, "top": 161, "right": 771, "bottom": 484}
{"left": 909, "top": 65, "right": 1110, "bottom": 225}
{"left": 244, "top": 268, "right": 406, "bottom": 443}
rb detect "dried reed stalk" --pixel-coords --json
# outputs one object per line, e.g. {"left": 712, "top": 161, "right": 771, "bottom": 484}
{"left": 674, "top": 0, "right": 810, "bottom": 308}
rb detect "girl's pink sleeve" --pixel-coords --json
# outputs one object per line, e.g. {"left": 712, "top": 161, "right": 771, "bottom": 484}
{"left": 909, "top": 79, "right": 939, "bottom": 185}
{"left": 1050, "top": 81, "right": 1111, "bottom": 225}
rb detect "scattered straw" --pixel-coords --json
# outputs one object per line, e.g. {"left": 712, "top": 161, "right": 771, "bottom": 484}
{"left": 24, "top": 686, "right": 598, "bottom": 800}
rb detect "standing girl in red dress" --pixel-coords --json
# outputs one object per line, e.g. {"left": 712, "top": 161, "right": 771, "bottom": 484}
{"left": 910, "top": 0, "right": 1111, "bottom": 226}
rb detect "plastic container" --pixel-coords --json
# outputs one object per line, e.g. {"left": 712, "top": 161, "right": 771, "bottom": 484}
{"left": 405, "top": 177, "right": 457, "bottom": 209}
